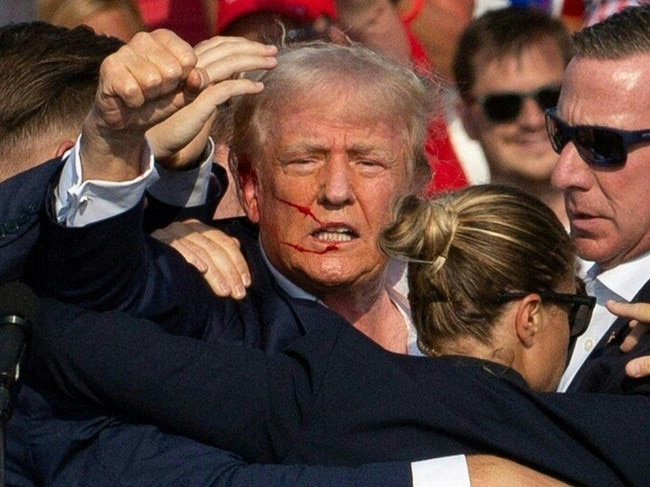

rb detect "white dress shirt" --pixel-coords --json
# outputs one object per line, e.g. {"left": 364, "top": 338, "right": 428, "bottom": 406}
{"left": 558, "top": 251, "right": 650, "bottom": 391}
{"left": 55, "top": 135, "right": 214, "bottom": 226}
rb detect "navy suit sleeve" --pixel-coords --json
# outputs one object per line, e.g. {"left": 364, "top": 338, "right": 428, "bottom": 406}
{"left": 29, "top": 297, "right": 342, "bottom": 463}
{"left": 10, "top": 386, "right": 411, "bottom": 487}
{"left": 21, "top": 297, "right": 414, "bottom": 486}
{"left": 34, "top": 198, "right": 224, "bottom": 339}
{"left": 44, "top": 421, "right": 412, "bottom": 487}
{"left": 142, "top": 162, "right": 228, "bottom": 232}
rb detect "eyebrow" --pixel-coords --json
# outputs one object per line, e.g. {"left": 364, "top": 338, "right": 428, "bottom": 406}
{"left": 278, "top": 141, "right": 398, "bottom": 160}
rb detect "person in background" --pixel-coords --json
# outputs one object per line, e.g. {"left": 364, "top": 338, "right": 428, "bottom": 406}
{"left": 453, "top": 7, "right": 572, "bottom": 226}
{"left": 386, "top": 0, "right": 491, "bottom": 193}
{"left": 37, "top": 0, "right": 144, "bottom": 40}
{"left": 391, "top": 0, "right": 474, "bottom": 81}
{"left": 135, "top": 0, "right": 216, "bottom": 45}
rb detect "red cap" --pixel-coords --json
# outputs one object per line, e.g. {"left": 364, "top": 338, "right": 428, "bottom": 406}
{"left": 217, "top": 0, "right": 337, "bottom": 33}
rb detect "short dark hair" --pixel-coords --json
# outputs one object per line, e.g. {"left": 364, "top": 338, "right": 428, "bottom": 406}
{"left": 0, "top": 22, "right": 123, "bottom": 155}
{"left": 452, "top": 7, "right": 573, "bottom": 98}
{"left": 572, "top": 5, "right": 650, "bottom": 59}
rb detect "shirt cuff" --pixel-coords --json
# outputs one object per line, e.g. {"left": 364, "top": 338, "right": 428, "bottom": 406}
{"left": 55, "top": 134, "right": 158, "bottom": 227}
{"left": 148, "top": 138, "right": 214, "bottom": 208}
{"left": 411, "top": 455, "right": 470, "bottom": 487}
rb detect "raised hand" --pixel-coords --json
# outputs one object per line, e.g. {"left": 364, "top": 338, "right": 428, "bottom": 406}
{"left": 78, "top": 30, "right": 277, "bottom": 183}
{"left": 147, "top": 36, "right": 278, "bottom": 171}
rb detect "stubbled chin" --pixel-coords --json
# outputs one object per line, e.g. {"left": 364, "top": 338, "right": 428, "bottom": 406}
{"left": 572, "top": 234, "right": 613, "bottom": 265}
{"left": 301, "top": 255, "right": 383, "bottom": 287}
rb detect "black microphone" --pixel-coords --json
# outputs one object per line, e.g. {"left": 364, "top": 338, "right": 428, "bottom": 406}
{"left": 0, "top": 282, "right": 37, "bottom": 422}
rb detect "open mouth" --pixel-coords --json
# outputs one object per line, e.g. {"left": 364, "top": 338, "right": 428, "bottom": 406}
{"left": 312, "top": 226, "right": 358, "bottom": 243}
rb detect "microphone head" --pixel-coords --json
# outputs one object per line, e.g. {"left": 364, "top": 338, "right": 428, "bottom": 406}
{"left": 0, "top": 281, "right": 38, "bottom": 326}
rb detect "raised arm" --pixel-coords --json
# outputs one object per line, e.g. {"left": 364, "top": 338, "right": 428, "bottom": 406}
{"left": 80, "top": 31, "right": 276, "bottom": 182}
{"left": 35, "top": 32, "right": 275, "bottom": 313}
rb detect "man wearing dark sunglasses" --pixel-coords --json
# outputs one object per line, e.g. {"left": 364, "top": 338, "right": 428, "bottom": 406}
{"left": 548, "top": 5, "right": 650, "bottom": 395}
{"left": 453, "top": 7, "right": 573, "bottom": 227}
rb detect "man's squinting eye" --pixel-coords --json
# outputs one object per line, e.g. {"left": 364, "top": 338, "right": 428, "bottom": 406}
{"left": 280, "top": 157, "right": 321, "bottom": 175}
{"left": 355, "top": 158, "right": 391, "bottom": 175}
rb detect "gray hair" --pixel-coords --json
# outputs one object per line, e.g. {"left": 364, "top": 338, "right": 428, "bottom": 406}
{"left": 228, "top": 41, "right": 437, "bottom": 197}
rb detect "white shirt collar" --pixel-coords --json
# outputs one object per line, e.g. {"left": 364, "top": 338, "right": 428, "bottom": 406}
{"left": 259, "top": 240, "right": 420, "bottom": 355}
{"left": 592, "top": 250, "right": 650, "bottom": 302}
{"left": 259, "top": 240, "right": 323, "bottom": 304}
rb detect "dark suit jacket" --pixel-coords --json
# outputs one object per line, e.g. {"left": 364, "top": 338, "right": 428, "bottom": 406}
{"left": 27, "top": 204, "right": 650, "bottom": 486}
{"left": 568, "top": 278, "right": 650, "bottom": 394}
{"left": 0, "top": 160, "right": 61, "bottom": 283}
{"left": 5, "top": 164, "right": 411, "bottom": 487}
{"left": 31, "top": 292, "right": 650, "bottom": 487}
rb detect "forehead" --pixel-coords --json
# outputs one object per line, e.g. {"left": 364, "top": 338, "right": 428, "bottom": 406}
{"left": 263, "top": 90, "right": 409, "bottom": 156}
{"left": 472, "top": 38, "right": 565, "bottom": 91}
{"left": 559, "top": 55, "right": 650, "bottom": 128}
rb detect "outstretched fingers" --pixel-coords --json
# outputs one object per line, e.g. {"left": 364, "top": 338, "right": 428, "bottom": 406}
{"left": 152, "top": 220, "right": 251, "bottom": 299}
{"left": 195, "top": 35, "right": 278, "bottom": 85}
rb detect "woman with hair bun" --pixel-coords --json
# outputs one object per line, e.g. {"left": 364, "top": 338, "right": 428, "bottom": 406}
{"left": 380, "top": 184, "right": 589, "bottom": 392}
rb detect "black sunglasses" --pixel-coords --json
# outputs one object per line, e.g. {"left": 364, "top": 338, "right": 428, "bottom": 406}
{"left": 497, "top": 287, "right": 595, "bottom": 338}
{"left": 474, "top": 84, "right": 561, "bottom": 124}
{"left": 286, "top": 17, "right": 333, "bottom": 43}
{"left": 545, "top": 107, "right": 650, "bottom": 167}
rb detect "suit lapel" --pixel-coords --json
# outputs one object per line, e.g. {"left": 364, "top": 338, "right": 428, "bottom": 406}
{"left": 568, "top": 276, "right": 650, "bottom": 391}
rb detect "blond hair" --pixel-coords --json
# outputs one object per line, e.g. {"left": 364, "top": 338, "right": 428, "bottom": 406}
{"left": 379, "top": 185, "right": 576, "bottom": 355}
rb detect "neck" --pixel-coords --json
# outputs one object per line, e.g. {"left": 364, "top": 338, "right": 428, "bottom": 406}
{"left": 321, "top": 281, "right": 408, "bottom": 354}
{"left": 436, "top": 323, "right": 517, "bottom": 367}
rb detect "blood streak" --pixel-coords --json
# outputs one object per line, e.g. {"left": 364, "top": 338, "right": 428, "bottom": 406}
{"left": 278, "top": 198, "right": 338, "bottom": 253}
{"left": 283, "top": 242, "right": 339, "bottom": 254}
{"left": 277, "top": 198, "right": 322, "bottom": 224}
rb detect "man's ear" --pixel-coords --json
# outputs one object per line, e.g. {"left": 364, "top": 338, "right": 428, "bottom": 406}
{"left": 55, "top": 139, "right": 76, "bottom": 158}
{"left": 455, "top": 97, "right": 480, "bottom": 141}
{"left": 239, "top": 169, "right": 260, "bottom": 223}
{"left": 514, "top": 294, "right": 543, "bottom": 348}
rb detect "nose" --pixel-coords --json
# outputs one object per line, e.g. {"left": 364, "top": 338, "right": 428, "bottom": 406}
{"left": 318, "top": 156, "right": 355, "bottom": 207}
{"left": 518, "top": 97, "right": 546, "bottom": 128}
{"left": 550, "top": 141, "right": 593, "bottom": 191}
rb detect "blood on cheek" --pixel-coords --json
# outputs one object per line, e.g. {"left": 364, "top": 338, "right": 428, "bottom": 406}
{"left": 276, "top": 197, "right": 339, "bottom": 254}
{"left": 283, "top": 242, "right": 340, "bottom": 254}
{"left": 277, "top": 198, "right": 322, "bottom": 224}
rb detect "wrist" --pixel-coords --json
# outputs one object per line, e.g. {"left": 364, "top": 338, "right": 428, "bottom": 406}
{"left": 80, "top": 115, "right": 147, "bottom": 182}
